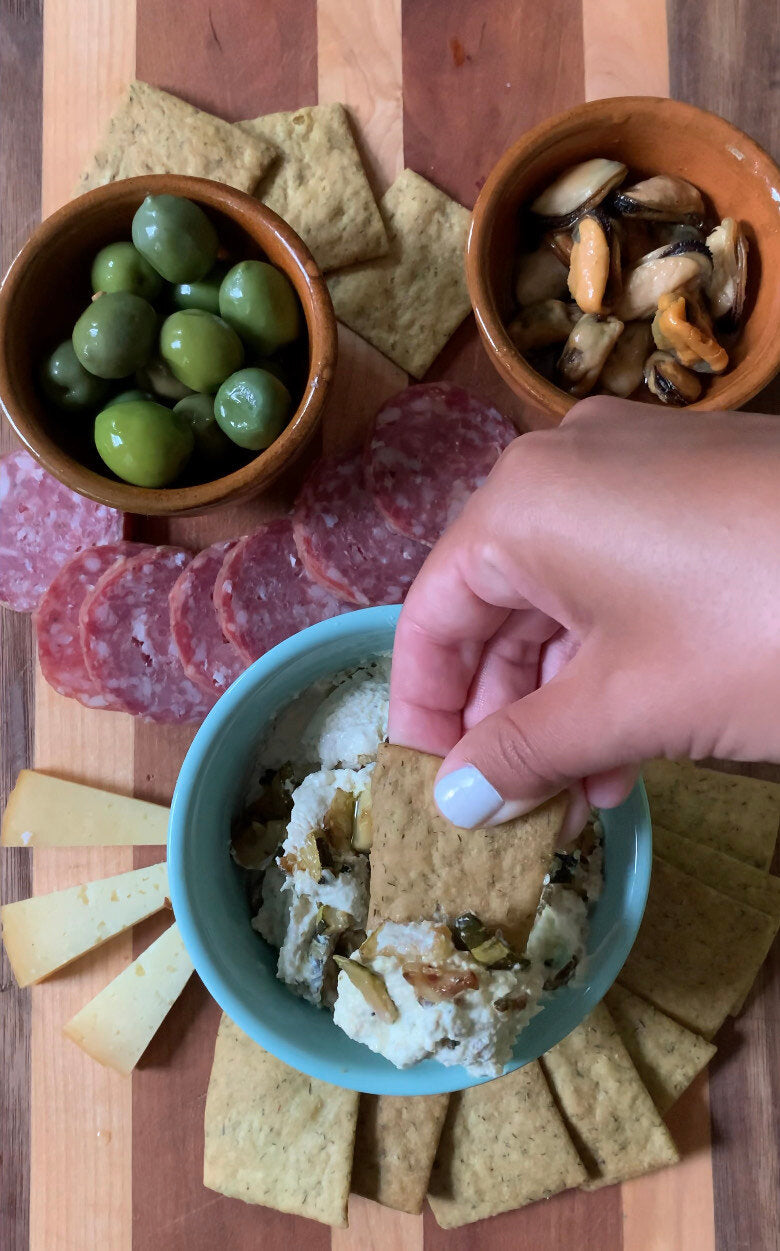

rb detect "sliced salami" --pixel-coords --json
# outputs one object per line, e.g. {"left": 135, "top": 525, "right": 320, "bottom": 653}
{"left": 292, "top": 451, "right": 429, "bottom": 606}
{"left": 364, "top": 382, "right": 517, "bottom": 545}
{"left": 169, "top": 540, "right": 245, "bottom": 699}
{"left": 0, "top": 450, "right": 125, "bottom": 613}
{"left": 214, "top": 518, "right": 350, "bottom": 665}
{"left": 35, "top": 542, "right": 150, "bottom": 709}
{"left": 80, "top": 547, "right": 215, "bottom": 724}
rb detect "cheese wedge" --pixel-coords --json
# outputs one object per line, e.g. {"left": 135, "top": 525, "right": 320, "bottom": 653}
{"left": 1, "top": 770, "right": 169, "bottom": 847}
{"left": 1, "top": 861, "right": 169, "bottom": 987}
{"left": 63, "top": 923, "right": 194, "bottom": 1074}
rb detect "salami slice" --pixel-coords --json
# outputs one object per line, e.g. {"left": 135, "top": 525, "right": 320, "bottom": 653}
{"left": 0, "top": 450, "right": 125, "bottom": 613}
{"left": 292, "top": 451, "right": 429, "bottom": 606}
{"left": 81, "top": 547, "right": 215, "bottom": 724}
{"left": 35, "top": 542, "right": 150, "bottom": 709}
{"left": 364, "top": 382, "right": 517, "bottom": 545}
{"left": 170, "top": 540, "right": 245, "bottom": 698}
{"left": 214, "top": 518, "right": 350, "bottom": 665}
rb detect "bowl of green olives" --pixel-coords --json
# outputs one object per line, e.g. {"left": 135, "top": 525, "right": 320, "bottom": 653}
{"left": 0, "top": 174, "right": 337, "bottom": 514}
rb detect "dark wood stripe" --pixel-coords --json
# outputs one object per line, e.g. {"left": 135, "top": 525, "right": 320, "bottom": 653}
{"left": 669, "top": 4, "right": 780, "bottom": 1242}
{"left": 423, "top": 1182, "right": 623, "bottom": 1249}
{"left": 401, "top": 0, "right": 587, "bottom": 427}
{"left": 132, "top": 6, "right": 326, "bottom": 1247}
{"left": 0, "top": 2, "right": 42, "bottom": 1249}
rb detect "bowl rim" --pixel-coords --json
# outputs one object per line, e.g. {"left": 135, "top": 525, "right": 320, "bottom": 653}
{"left": 168, "top": 604, "right": 652, "bottom": 1095}
{"left": 0, "top": 173, "right": 337, "bottom": 514}
{"left": 466, "top": 94, "right": 780, "bottom": 423}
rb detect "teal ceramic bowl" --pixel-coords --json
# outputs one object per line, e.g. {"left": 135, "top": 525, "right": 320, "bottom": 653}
{"left": 168, "top": 605, "right": 651, "bottom": 1095}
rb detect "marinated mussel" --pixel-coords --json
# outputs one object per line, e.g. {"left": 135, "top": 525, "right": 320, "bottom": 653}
{"left": 644, "top": 351, "right": 702, "bottom": 406}
{"left": 558, "top": 314, "right": 624, "bottom": 396}
{"left": 531, "top": 157, "right": 627, "bottom": 227}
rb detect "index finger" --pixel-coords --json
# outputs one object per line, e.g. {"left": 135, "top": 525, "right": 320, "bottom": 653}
{"left": 389, "top": 533, "right": 509, "bottom": 755}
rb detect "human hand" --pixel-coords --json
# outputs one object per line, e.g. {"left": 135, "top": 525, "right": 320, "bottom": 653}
{"left": 389, "top": 397, "right": 780, "bottom": 833}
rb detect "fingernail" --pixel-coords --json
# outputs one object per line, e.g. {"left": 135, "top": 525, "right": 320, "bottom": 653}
{"left": 434, "top": 765, "right": 503, "bottom": 829}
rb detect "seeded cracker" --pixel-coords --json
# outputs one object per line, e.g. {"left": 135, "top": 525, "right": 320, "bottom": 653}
{"left": 243, "top": 103, "right": 388, "bottom": 272}
{"left": 619, "top": 858, "right": 779, "bottom": 1038}
{"left": 203, "top": 1015, "right": 357, "bottom": 1227}
{"left": 644, "top": 758, "right": 780, "bottom": 869}
{"left": 352, "top": 1093, "right": 450, "bottom": 1214}
{"left": 77, "top": 81, "right": 276, "bottom": 195}
{"left": 605, "top": 984, "right": 716, "bottom": 1114}
{"left": 428, "top": 1061, "right": 587, "bottom": 1227}
{"left": 327, "top": 168, "right": 472, "bottom": 377}
{"left": 368, "top": 743, "right": 567, "bottom": 948}
{"left": 653, "top": 825, "right": 780, "bottom": 921}
{"left": 541, "top": 1002, "right": 679, "bottom": 1189}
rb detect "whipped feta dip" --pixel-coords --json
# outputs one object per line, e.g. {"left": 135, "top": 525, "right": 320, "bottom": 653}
{"left": 236, "top": 659, "right": 604, "bottom": 1076}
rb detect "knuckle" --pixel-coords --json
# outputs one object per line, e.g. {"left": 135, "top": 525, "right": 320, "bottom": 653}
{"left": 488, "top": 707, "right": 556, "bottom": 794}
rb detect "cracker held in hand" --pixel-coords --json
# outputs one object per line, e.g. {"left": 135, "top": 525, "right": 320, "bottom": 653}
{"left": 368, "top": 743, "right": 567, "bottom": 948}
{"left": 541, "top": 1002, "right": 679, "bottom": 1189}
{"left": 644, "top": 758, "right": 780, "bottom": 869}
{"left": 428, "top": 1060, "right": 587, "bottom": 1227}
{"left": 327, "top": 168, "right": 472, "bottom": 377}
{"left": 605, "top": 984, "right": 716, "bottom": 1114}
{"left": 619, "top": 858, "right": 779, "bottom": 1038}
{"left": 244, "top": 103, "right": 387, "bottom": 271}
{"left": 77, "top": 81, "right": 276, "bottom": 194}
{"left": 352, "top": 1093, "right": 449, "bottom": 1214}
{"left": 203, "top": 1015, "right": 358, "bottom": 1227}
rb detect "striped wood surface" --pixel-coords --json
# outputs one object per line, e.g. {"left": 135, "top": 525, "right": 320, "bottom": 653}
{"left": 0, "top": 1, "right": 778, "bottom": 1248}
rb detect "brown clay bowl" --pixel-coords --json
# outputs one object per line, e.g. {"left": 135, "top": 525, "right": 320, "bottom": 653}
{"left": 466, "top": 97, "right": 780, "bottom": 426}
{"left": 0, "top": 174, "right": 337, "bottom": 514}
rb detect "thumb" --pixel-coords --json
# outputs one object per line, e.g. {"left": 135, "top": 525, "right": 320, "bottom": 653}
{"left": 433, "top": 645, "right": 638, "bottom": 828}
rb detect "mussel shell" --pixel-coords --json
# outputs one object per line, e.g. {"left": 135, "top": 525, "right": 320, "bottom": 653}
{"left": 531, "top": 158, "right": 627, "bottom": 229}
{"left": 644, "top": 350, "right": 702, "bottom": 405}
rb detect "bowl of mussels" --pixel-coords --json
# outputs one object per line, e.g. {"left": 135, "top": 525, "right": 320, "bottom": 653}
{"left": 466, "top": 96, "right": 780, "bottom": 423}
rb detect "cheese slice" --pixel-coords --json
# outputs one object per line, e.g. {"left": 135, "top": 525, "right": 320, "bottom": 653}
{"left": 63, "top": 923, "right": 194, "bottom": 1074}
{"left": 1, "top": 861, "right": 169, "bottom": 987}
{"left": 1, "top": 770, "right": 169, "bottom": 847}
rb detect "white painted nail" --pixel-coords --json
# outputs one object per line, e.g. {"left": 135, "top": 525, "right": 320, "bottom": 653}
{"left": 434, "top": 765, "right": 503, "bottom": 829}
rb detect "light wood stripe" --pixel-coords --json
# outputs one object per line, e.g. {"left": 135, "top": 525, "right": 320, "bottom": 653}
{"left": 317, "top": 0, "right": 403, "bottom": 195}
{"left": 581, "top": 9, "right": 715, "bottom": 1251}
{"left": 582, "top": 0, "right": 669, "bottom": 100}
{"left": 32, "top": 3, "right": 137, "bottom": 1249}
{"left": 334, "top": 1196, "right": 424, "bottom": 1251}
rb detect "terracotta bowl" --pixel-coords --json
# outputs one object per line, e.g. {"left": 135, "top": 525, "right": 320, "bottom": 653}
{"left": 0, "top": 174, "right": 337, "bottom": 514}
{"left": 466, "top": 97, "right": 780, "bottom": 426}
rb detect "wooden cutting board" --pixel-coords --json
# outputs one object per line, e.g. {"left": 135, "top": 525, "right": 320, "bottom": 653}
{"left": 1, "top": 1, "right": 778, "bottom": 1249}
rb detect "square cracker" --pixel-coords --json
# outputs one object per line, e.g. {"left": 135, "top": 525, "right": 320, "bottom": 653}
{"left": 203, "top": 1014, "right": 358, "bottom": 1227}
{"left": 327, "top": 168, "right": 472, "bottom": 377}
{"left": 541, "top": 1002, "right": 679, "bottom": 1189}
{"left": 653, "top": 825, "right": 780, "bottom": 921}
{"left": 605, "top": 984, "right": 716, "bottom": 1115}
{"left": 351, "top": 1093, "right": 449, "bottom": 1213}
{"left": 644, "top": 758, "right": 780, "bottom": 869}
{"left": 368, "top": 743, "right": 567, "bottom": 949}
{"left": 619, "top": 858, "right": 779, "bottom": 1038}
{"left": 243, "top": 104, "right": 387, "bottom": 272}
{"left": 428, "top": 1061, "right": 587, "bottom": 1228}
{"left": 77, "top": 81, "right": 276, "bottom": 195}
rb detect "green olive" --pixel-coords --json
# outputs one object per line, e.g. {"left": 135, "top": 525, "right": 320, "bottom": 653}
{"left": 105, "top": 388, "right": 154, "bottom": 408}
{"left": 91, "top": 242, "right": 162, "bottom": 300}
{"left": 94, "top": 400, "right": 194, "bottom": 487}
{"left": 40, "top": 340, "right": 110, "bottom": 411}
{"left": 218, "top": 260, "right": 301, "bottom": 355}
{"left": 172, "top": 262, "right": 228, "bottom": 315}
{"left": 72, "top": 291, "right": 157, "bottom": 379}
{"left": 173, "top": 394, "right": 235, "bottom": 462}
{"left": 136, "top": 356, "right": 194, "bottom": 402}
{"left": 160, "top": 309, "right": 243, "bottom": 393}
{"left": 214, "top": 367, "right": 290, "bottom": 451}
{"left": 131, "top": 194, "right": 219, "bottom": 283}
